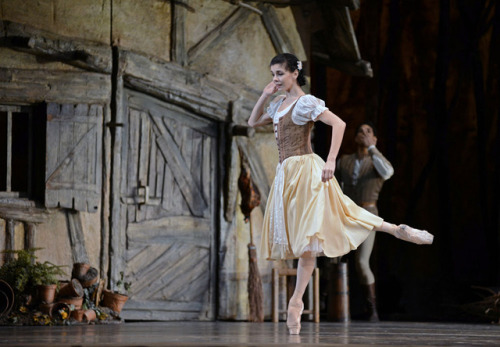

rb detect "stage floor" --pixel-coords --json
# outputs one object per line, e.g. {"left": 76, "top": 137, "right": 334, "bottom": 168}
{"left": 1, "top": 321, "right": 499, "bottom": 346}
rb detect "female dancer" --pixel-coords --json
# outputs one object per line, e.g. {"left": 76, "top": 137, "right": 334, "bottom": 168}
{"left": 248, "top": 53, "right": 433, "bottom": 335}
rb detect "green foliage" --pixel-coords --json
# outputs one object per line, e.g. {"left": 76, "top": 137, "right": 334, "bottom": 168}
{"left": 0, "top": 249, "right": 66, "bottom": 296}
{"left": 31, "top": 261, "right": 66, "bottom": 286}
{"left": 116, "top": 271, "right": 131, "bottom": 295}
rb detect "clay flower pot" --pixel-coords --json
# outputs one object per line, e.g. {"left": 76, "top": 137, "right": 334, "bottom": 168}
{"left": 71, "top": 309, "right": 85, "bottom": 322}
{"left": 57, "top": 278, "right": 84, "bottom": 298}
{"left": 101, "top": 289, "right": 128, "bottom": 313}
{"left": 58, "top": 296, "right": 84, "bottom": 310}
{"left": 51, "top": 302, "right": 71, "bottom": 320}
{"left": 83, "top": 309, "right": 96, "bottom": 323}
{"left": 80, "top": 267, "right": 99, "bottom": 288}
{"left": 37, "top": 284, "right": 57, "bottom": 304}
{"left": 0, "top": 280, "right": 14, "bottom": 317}
{"left": 72, "top": 263, "right": 91, "bottom": 280}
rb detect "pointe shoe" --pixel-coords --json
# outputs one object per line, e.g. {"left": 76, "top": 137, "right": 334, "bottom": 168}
{"left": 394, "top": 224, "right": 434, "bottom": 245}
{"left": 286, "top": 301, "right": 304, "bottom": 335}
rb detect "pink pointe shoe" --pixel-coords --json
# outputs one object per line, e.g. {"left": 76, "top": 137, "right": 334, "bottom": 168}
{"left": 286, "top": 301, "right": 304, "bottom": 335}
{"left": 394, "top": 224, "right": 434, "bottom": 245}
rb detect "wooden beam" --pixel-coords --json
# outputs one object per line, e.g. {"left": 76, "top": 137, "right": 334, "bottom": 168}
{"left": 65, "top": 210, "right": 90, "bottom": 264}
{"left": 0, "top": 20, "right": 111, "bottom": 74}
{"left": 100, "top": 105, "right": 112, "bottom": 280}
{"left": 0, "top": 68, "right": 111, "bottom": 104}
{"left": 109, "top": 47, "right": 126, "bottom": 289}
{"left": 121, "top": 50, "right": 239, "bottom": 122}
{"left": 187, "top": 7, "right": 251, "bottom": 65}
{"left": 258, "top": 4, "right": 293, "bottom": 54}
{"left": 312, "top": 52, "right": 373, "bottom": 77}
{"left": 0, "top": 203, "right": 49, "bottom": 224}
{"left": 171, "top": 0, "right": 188, "bottom": 66}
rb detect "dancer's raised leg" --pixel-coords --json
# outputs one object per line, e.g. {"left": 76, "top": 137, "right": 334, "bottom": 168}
{"left": 376, "top": 222, "right": 433, "bottom": 245}
{"left": 287, "top": 252, "right": 315, "bottom": 335}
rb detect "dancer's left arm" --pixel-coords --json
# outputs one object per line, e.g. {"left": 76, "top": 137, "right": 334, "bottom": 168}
{"left": 316, "top": 111, "right": 346, "bottom": 182}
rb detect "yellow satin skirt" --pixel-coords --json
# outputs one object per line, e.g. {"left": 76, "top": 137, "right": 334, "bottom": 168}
{"left": 261, "top": 153, "right": 384, "bottom": 260}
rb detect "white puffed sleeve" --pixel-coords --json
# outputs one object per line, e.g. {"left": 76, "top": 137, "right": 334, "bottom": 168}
{"left": 292, "top": 95, "right": 329, "bottom": 125}
{"left": 266, "top": 96, "right": 285, "bottom": 122}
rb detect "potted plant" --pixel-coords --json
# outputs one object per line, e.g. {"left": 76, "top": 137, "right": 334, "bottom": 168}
{"left": 101, "top": 272, "right": 131, "bottom": 313}
{"left": 32, "top": 260, "right": 67, "bottom": 304}
{"left": 0, "top": 249, "right": 66, "bottom": 308}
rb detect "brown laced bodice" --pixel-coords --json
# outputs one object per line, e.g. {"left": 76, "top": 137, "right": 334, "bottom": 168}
{"left": 273, "top": 103, "right": 313, "bottom": 163}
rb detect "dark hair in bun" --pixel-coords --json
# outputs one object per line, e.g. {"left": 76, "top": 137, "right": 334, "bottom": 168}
{"left": 270, "top": 53, "right": 306, "bottom": 86}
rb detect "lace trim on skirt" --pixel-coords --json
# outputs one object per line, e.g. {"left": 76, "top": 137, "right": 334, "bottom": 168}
{"left": 302, "top": 235, "right": 324, "bottom": 257}
{"left": 271, "top": 159, "right": 289, "bottom": 258}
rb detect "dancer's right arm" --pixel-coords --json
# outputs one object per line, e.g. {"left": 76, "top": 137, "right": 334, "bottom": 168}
{"left": 248, "top": 82, "right": 278, "bottom": 128}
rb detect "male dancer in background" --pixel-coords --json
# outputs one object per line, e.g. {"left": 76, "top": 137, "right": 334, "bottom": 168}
{"left": 337, "top": 122, "right": 394, "bottom": 321}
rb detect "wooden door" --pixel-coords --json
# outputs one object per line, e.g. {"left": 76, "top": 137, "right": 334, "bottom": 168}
{"left": 120, "top": 91, "right": 218, "bottom": 320}
{"left": 45, "top": 103, "right": 102, "bottom": 212}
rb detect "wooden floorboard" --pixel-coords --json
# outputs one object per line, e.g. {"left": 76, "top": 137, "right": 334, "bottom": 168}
{"left": 0, "top": 321, "right": 499, "bottom": 346}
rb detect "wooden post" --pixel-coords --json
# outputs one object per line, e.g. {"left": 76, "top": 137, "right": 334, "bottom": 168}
{"left": 23, "top": 222, "right": 36, "bottom": 262}
{"left": 109, "top": 47, "right": 126, "bottom": 289}
{"left": 4, "top": 219, "right": 15, "bottom": 262}
{"left": 65, "top": 210, "right": 90, "bottom": 264}
{"left": 313, "top": 268, "right": 320, "bottom": 323}
{"left": 100, "top": 105, "right": 112, "bottom": 281}
{"left": 6, "top": 112, "right": 12, "bottom": 192}
{"left": 272, "top": 268, "right": 279, "bottom": 323}
{"left": 327, "top": 262, "right": 350, "bottom": 322}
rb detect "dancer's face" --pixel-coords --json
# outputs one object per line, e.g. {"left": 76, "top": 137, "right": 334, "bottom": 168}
{"left": 270, "top": 63, "right": 298, "bottom": 92}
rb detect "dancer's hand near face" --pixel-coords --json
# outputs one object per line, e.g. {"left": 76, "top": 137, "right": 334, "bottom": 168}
{"left": 263, "top": 81, "right": 278, "bottom": 96}
{"left": 360, "top": 132, "right": 377, "bottom": 147}
{"left": 356, "top": 124, "right": 377, "bottom": 148}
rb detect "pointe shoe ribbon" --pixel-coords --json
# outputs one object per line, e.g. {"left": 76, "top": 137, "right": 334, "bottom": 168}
{"left": 395, "top": 224, "right": 434, "bottom": 245}
{"left": 287, "top": 302, "right": 304, "bottom": 335}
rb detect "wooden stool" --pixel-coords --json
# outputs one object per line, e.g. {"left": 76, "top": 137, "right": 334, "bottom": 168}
{"left": 272, "top": 267, "right": 320, "bottom": 323}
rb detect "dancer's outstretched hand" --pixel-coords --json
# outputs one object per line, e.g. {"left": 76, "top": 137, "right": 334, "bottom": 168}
{"left": 322, "top": 160, "right": 336, "bottom": 182}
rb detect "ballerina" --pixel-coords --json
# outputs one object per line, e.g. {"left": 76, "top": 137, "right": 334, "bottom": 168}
{"left": 248, "top": 53, "right": 433, "bottom": 335}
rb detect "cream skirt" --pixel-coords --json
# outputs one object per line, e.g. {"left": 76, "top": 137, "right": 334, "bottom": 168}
{"left": 261, "top": 153, "right": 384, "bottom": 260}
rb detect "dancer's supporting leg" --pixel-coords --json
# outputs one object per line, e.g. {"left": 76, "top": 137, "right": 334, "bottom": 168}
{"left": 287, "top": 252, "right": 315, "bottom": 335}
{"left": 375, "top": 222, "right": 434, "bottom": 244}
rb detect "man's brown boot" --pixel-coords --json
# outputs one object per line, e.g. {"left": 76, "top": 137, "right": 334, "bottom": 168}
{"left": 363, "top": 283, "right": 379, "bottom": 322}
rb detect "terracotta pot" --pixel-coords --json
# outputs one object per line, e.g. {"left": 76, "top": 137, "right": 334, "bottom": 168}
{"left": 37, "top": 284, "right": 57, "bottom": 304}
{"left": 72, "top": 263, "right": 91, "bottom": 280}
{"left": 39, "top": 303, "right": 55, "bottom": 316}
{"left": 0, "top": 291, "right": 8, "bottom": 315}
{"left": 58, "top": 278, "right": 84, "bottom": 298}
{"left": 101, "top": 289, "right": 128, "bottom": 313}
{"left": 0, "top": 280, "right": 14, "bottom": 316}
{"left": 58, "top": 296, "right": 84, "bottom": 310}
{"left": 71, "top": 309, "right": 85, "bottom": 322}
{"left": 83, "top": 309, "right": 96, "bottom": 323}
{"left": 80, "top": 267, "right": 99, "bottom": 288}
{"left": 51, "top": 302, "right": 71, "bottom": 320}
{"left": 58, "top": 280, "right": 69, "bottom": 292}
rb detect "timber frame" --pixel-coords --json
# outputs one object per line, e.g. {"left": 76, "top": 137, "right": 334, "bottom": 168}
{"left": 1, "top": 0, "right": 372, "bottom": 320}
{"left": 0, "top": 17, "right": 263, "bottom": 283}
